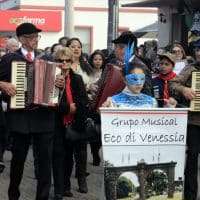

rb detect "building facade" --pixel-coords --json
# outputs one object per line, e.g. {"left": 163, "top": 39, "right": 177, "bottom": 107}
{"left": 0, "top": 0, "right": 158, "bottom": 53}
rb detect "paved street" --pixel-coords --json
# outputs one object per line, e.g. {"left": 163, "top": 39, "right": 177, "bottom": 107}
{"left": 0, "top": 146, "right": 105, "bottom": 200}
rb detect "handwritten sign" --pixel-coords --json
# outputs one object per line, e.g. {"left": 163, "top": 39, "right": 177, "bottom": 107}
{"left": 100, "top": 108, "right": 188, "bottom": 146}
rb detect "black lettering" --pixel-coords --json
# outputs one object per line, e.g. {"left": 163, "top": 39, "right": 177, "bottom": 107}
{"left": 104, "top": 134, "right": 111, "bottom": 143}
{"left": 111, "top": 118, "right": 119, "bottom": 127}
{"left": 140, "top": 134, "right": 147, "bottom": 142}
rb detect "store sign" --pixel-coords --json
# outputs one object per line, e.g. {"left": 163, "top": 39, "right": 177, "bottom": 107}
{"left": 0, "top": 10, "right": 62, "bottom": 32}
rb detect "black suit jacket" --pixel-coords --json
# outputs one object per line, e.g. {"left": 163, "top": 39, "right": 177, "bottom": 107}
{"left": 0, "top": 93, "right": 5, "bottom": 127}
{"left": 0, "top": 49, "right": 55, "bottom": 134}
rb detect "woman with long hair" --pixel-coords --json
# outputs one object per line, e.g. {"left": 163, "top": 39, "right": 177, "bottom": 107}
{"left": 64, "top": 38, "right": 93, "bottom": 195}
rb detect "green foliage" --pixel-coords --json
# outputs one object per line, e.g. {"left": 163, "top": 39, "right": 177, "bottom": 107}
{"left": 117, "top": 176, "right": 134, "bottom": 198}
{"left": 145, "top": 170, "right": 168, "bottom": 197}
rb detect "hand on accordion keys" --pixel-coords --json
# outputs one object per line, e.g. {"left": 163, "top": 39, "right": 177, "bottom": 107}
{"left": 55, "top": 74, "right": 65, "bottom": 89}
{"left": 0, "top": 81, "right": 16, "bottom": 97}
{"left": 182, "top": 87, "right": 196, "bottom": 100}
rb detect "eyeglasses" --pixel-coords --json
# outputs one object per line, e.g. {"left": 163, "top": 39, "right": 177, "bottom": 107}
{"left": 23, "top": 34, "right": 41, "bottom": 40}
{"left": 56, "top": 59, "right": 72, "bottom": 63}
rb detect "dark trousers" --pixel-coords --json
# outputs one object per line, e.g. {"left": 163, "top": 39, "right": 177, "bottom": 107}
{"left": 184, "top": 124, "right": 200, "bottom": 200}
{"left": 52, "top": 126, "right": 65, "bottom": 197}
{"left": 53, "top": 128, "right": 87, "bottom": 194}
{"left": 8, "top": 132, "right": 53, "bottom": 200}
{"left": 0, "top": 126, "right": 6, "bottom": 162}
{"left": 64, "top": 141, "right": 87, "bottom": 190}
{"left": 90, "top": 141, "right": 101, "bottom": 156}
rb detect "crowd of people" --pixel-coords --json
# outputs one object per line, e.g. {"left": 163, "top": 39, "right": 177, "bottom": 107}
{"left": 0, "top": 22, "right": 200, "bottom": 200}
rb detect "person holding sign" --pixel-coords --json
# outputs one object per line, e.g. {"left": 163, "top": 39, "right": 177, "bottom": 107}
{"left": 102, "top": 65, "right": 157, "bottom": 108}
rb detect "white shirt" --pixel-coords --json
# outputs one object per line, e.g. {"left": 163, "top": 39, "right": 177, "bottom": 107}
{"left": 21, "top": 47, "right": 35, "bottom": 61}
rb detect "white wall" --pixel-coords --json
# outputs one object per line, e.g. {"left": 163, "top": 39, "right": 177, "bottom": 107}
{"left": 74, "top": 0, "right": 107, "bottom": 8}
{"left": 119, "top": 12, "right": 157, "bottom": 31}
{"left": 74, "top": 10, "right": 108, "bottom": 50}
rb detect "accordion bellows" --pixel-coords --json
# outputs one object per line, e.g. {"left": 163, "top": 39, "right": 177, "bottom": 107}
{"left": 93, "top": 64, "right": 125, "bottom": 110}
{"left": 10, "top": 59, "right": 61, "bottom": 109}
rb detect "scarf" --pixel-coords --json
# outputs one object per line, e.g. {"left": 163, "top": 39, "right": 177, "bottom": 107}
{"left": 63, "top": 75, "right": 74, "bottom": 125}
{"left": 159, "top": 71, "right": 176, "bottom": 100}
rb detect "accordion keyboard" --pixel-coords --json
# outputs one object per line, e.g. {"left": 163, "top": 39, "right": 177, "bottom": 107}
{"left": 190, "top": 71, "right": 200, "bottom": 111}
{"left": 10, "top": 61, "right": 26, "bottom": 109}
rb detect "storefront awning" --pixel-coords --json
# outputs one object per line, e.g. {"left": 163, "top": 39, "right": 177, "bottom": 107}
{"left": 122, "top": 0, "right": 199, "bottom": 10}
{"left": 133, "top": 21, "right": 158, "bottom": 38}
{"left": 122, "top": 0, "right": 160, "bottom": 7}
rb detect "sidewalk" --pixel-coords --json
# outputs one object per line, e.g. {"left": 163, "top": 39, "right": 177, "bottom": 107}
{"left": 0, "top": 146, "right": 105, "bottom": 200}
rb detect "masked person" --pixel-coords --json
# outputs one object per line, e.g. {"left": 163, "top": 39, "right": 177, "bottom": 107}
{"left": 103, "top": 64, "right": 157, "bottom": 108}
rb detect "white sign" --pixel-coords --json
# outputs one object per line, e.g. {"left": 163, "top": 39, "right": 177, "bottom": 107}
{"left": 100, "top": 108, "right": 188, "bottom": 199}
{"left": 100, "top": 108, "right": 188, "bottom": 146}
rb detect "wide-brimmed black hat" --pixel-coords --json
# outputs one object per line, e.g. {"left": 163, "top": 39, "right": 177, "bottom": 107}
{"left": 112, "top": 31, "right": 137, "bottom": 46}
{"left": 16, "top": 23, "right": 42, "bottom": 37}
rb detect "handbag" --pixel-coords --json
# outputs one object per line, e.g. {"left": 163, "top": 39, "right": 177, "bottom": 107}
{"left": 65, "top": 124, "right": 84, "bottom": 141}
{"left": 85, "top": 118, "right": 101, "bottom": 142}
{"left": 65, "top": 118, "right": 100, "bottom": 142}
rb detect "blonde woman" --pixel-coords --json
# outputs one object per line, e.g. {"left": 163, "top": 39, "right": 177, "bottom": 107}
{"left": 52, "top": 47, "right": 88, "bottom": 199}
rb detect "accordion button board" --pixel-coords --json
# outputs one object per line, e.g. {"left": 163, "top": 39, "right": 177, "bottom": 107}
{"left": 10, "top": 61, "right": 26, "bottom": 109}
{"left": 190, "top": 71, "right": 200, "bottom": 112}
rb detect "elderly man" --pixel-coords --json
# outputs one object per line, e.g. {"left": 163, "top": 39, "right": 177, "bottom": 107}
{"left": 6, "top": 37, "right": 19, "bottom": 53}
{"left": 0, "top": 22, "right": 64, "bottom": 200}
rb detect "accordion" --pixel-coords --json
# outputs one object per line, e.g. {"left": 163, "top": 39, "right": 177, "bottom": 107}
{"left": 92, "top": 64, "right": 125, "bottom": 110}
{"left": 190, "top": 71, "right": 200, "bottom": 111}
{"left": 10, "top": 59, "right": 61, "bottom": 109}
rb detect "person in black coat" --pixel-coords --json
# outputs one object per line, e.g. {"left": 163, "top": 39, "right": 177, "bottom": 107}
{"left": 0, "top": 23, "right": 62, "bottom": 200}
{"left": 52, "top": 47, "right": 89, "bottom": 200}
{"left": 0, "top": 91, "right": 6, "bottom": 173}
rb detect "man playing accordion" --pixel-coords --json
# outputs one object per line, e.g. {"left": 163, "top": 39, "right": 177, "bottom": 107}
{"left": 170, "top": 46, "right": 200, "bottom": 200}
{"left": 0, "top": 23, "right": 64, "bottom": 200}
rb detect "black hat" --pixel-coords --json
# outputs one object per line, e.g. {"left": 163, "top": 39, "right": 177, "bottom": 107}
{"left": 112, "top": 31, "right": 137, "bottom": 45}
{"left": 16, "top": 23, "right": 42, "bottom": 37}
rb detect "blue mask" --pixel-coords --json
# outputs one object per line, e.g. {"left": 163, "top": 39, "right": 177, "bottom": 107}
{"left": 125, "top": 73, "right": 145, "bottom": 85}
